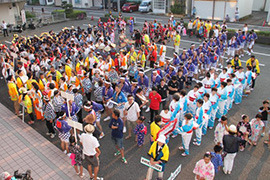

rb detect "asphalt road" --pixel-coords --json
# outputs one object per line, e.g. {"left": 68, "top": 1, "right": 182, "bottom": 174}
{"left": 25, "top": 5, "right": 270, "bottom": 31}
{"left": 0, "top": 16, "right": 270, "bottom": 180}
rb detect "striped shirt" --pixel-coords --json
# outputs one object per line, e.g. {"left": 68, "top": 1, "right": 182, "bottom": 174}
{"left": 43, "top": 102, "right": 56, "bottom": 120}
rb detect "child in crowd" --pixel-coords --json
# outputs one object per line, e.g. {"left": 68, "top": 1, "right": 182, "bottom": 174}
{"left": 237, "top": 114, "right": 251, "bottom": 151}
{"left": 68, "top": 136, "right": 84, "bottom": 178}
{"left": 134, "top": 116, "right": 147, "bottom": 147}
{"left": 210, "top": 145, "right": 223, "bottom": 174}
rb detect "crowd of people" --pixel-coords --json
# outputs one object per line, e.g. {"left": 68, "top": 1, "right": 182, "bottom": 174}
{"left": 0, "top": 13, "right": 269, "bottom": 180}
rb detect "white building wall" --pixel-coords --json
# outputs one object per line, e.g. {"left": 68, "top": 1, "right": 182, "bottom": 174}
{"left": 194, "top": 0, "right": 253, "bottom": 20}
{"left": 252, "top": 0, "right": 269, "bottom": 11}
{"left": 194, "top": 0, "right": 213, "bottom": 19}
{"left": 238, "top": 0, "right": 253, "bottom": 17}
{"left": 0, "top": 3, "right": 16, "bottom": 25}
{"left": 265, "top": 0, "right": 270, "bottom": 12}
{"left": 72, "top": 0, "right": 102, "bottom": 8}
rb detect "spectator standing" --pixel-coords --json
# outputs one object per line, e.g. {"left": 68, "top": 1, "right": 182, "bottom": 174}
{"left": 235, "top": 7, "right": 240, "bottom": 22}
{"left": 109, "top": 109, "right": 127, "bottom": 164}
{"left": 43, "top": 96, "right": 56, "bottom": 138}
{"left": 168, "top": 75, "right": 179, "bottom": 102}
{"left": 124, "top": 95, "right": 141, "bottom": 140}
{"left": 222, "top": 125, "right": 241, "bottom": 175}
{"left": 157, "top": 79, "right": 168, "bottom": 109}
{"left": 193, "top": 152, "right": 215, "bottom": 180}
{"left": 259, "top": 100, "right": 270, "bottom": 136}
{"left": 2, "top": 21, "right": 8, "bottom": 37}
{"left": 149, "top": 86, "right": 162, "bottom": 123}
{"left": 80, "top": 124, "right": 101, "bottom": 180}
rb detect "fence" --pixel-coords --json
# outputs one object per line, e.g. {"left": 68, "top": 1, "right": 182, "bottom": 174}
{"left": 15, "top": 11, "right": 66, "bottom": 27}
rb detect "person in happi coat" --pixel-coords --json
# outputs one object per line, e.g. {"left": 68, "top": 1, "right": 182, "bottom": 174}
{"left": 145, "top": 135, "right": 169, "bottom": 180}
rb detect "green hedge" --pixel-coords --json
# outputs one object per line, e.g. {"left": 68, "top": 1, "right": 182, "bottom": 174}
{"left": 25, "top": 11, "right": 36, "bottom": 19}
{"left": 170, "top": 3, "right": 185, "bottom": 15}
{"left": 52, "top": 9, "right": 87, "bottom": 19}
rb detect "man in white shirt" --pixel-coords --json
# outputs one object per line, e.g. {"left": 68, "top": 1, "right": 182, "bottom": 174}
{"left": 124, "top": 94, "right": 140, "bottom": 140}
{"left": 2, "top": 21, "right": 8, "bottom": 37}
{"left": 80, "top": 124, "right": 101, "bottom": 180}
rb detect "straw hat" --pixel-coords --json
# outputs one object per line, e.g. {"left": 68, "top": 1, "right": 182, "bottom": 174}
{"left": 228, "top": 125, "right": 237, "bottom": 133}
{"left": 84, "top": 124, "right": 95, "bottom": 134}
{"left": 98, "top": 44, "right": 105, "bottom": 50}
{"left": 104, "top": 46, "right": 111, "bottom": 52}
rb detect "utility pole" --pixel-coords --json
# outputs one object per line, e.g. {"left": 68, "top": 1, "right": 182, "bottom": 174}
{"left": 117, "top": 0, "right": 120, "bottom": 14}
{"left": 212, "top": 0, "right": 216, "bottom": 20}
{"left": 108, "top": 0, "right": 111, "bottom": 14}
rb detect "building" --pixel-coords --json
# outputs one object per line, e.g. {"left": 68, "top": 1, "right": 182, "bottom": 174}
{"left": 252, "top": 0, "right": 269, "bottom": 12}
{"left": 71, "top": 0, "right": 101, "bottom": 8}
{"left": 194, "top": 0, "right": 254, "bottom": 21}
{"left": 0, "top": 0, "right": 26, "bottom": 25}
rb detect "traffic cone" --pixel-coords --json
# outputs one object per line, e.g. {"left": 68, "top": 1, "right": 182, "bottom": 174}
{"left": 91, "top": 16, "right": 94, "bottom": 21}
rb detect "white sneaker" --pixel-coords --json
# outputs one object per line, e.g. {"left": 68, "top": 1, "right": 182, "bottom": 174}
{"left": 50, "top": 134, "right": 55, "bottom": 138}
{"left": 104, "top": 116, "right": 110, "bottom": 122}
{"left": 46, "top": 132, "right": 51, "bottom": 136}
{"left": 145, "top": 107, "right": 150, "bottom": 112}
{"left": 123, "top": 126, "right": 127, "bottom": 133}
{"left": 99, "top": 132, "right": 105, "bottom": 139}
{"left": 67, "top": 153, "right": 71, "bottom": 157}
{"left": 63, "top": 150, "right": 67, "bottom": 154}
{"left": 227, "top": 171, "right": 231, "bottom": 175}
{"left": 193, "top": 142, "right": 200, "bottom": 146}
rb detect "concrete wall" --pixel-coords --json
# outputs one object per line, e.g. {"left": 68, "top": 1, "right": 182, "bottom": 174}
{"left": 194, "top": 0, "right": 213, "bottom": 19}
{"left": 238, "top": 0, "right": 254, "bottom": 17}
{"left": 0, "top": 3, "right": 16, "bottom": 25}
{"left": 194, "top": 0, "right": 253, "bottom": 20}
{"left": 252, "top": 0, "right": 269, "bottom": 11}
{"left": 72, "top": 0, "right": 101, "bottom": 8}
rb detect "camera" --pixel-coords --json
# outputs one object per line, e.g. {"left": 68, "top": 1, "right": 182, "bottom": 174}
{"left": 13, "top": 170, "right": 33, "bottom": 180}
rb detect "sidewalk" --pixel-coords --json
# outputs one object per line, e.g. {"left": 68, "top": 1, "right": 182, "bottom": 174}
{"left": 0, "top": 103, "right": 89, "bottom": 180}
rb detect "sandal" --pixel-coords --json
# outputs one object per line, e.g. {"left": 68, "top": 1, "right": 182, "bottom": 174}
{"left": 79, "top": 173, "right": 85, "bottom": 178}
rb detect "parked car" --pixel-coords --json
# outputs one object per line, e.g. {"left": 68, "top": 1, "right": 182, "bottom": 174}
{"left": 112, "top": 0, "right": 127, "bottom": 11}
{"left": 139, "top": 0, "right": 152, "bottom": 12}
{"left": 122, "top": 2, "right": 139, "bottom": 12}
